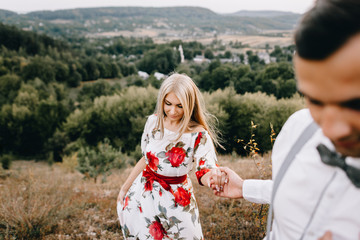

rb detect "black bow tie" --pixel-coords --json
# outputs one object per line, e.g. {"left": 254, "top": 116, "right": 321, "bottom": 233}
{"left": 316, "top": 144, "right": 360, "bottom": 188}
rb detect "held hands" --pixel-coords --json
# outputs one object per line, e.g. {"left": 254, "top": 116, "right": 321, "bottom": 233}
{"left": 203, "top": 168, "right": 228, "bottom": 192}
{"left": 209, "top": 167, "right": 244, "bottom": 199}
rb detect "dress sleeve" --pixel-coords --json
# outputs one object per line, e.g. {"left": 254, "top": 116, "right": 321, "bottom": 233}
{"left": 141, "top": 115, "right": 154, "bottom": 157}
{"left": 193, "top": 131, "right": 219, "bottom": 185}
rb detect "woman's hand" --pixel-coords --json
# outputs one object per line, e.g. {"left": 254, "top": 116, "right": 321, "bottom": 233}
{"left": 116, "top": 156, "right": 146, "bottom": 205}
{"left": 117, "top": 187, "right": 128, "bottom": 206}
{"left": 202, "top": 168, "right": 228, "bottom": 192}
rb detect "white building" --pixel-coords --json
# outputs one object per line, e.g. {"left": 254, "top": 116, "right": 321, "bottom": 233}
{"left": 257, "top": 52, "right": 276, "bottom": 64}
{"left": 178, "top": 45, "right": 185, "bottom": 63}
{"left": 138, "top": 71, "right": 149, "bottom": 80}
{"left": 193, "top": 55, "right": 211, "bottom": 64}
{"left": 154, "top": 72, "right": 166, "bottom": 81}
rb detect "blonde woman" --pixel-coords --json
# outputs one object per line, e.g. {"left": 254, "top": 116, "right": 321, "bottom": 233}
{"left": 117, "top": 73, "right": 227, "bottom": 239}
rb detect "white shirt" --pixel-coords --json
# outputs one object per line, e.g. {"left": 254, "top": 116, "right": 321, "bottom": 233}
{"left": 243, "top": 109, "right": 360, "bottom": 240}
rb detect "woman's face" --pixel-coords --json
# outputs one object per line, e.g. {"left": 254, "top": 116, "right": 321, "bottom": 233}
{"left": 164, "top": 92, "right": 184, "bottom": 122}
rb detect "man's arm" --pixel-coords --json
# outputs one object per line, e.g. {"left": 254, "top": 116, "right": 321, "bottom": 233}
{"left": 242, "top": 179, "right": 272, "bottom": 204}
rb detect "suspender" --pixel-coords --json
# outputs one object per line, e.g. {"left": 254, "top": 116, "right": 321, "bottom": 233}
{"left": 266, "top": 121, "right": 319, "bottom": 240}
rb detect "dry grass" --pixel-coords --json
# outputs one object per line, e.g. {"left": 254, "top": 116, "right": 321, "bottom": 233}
{"left": 0, "top": 155, "right": 271, "bottom": 239}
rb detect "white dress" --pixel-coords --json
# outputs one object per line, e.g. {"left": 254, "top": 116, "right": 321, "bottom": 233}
{"left": 117, "top": 114, "right": 218, "bottom": 240}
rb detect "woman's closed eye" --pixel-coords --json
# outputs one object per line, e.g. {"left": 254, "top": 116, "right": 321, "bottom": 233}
{"left": 165, "top": 101, "right": 182, "bottom": 108}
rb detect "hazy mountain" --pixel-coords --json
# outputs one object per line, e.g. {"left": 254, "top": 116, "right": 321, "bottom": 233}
{"left": 229, "top": 10, "right": 298, "bottom": 17}
{"left": 0, "top": 9, "right": 18, "bottom": 18}
{"left": 0, "top": 7, "right": 301, "bottom": 38}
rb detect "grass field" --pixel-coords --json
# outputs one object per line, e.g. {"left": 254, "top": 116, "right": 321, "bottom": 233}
{"left": 0, "top": 155, "right": 271, "bottom": 239}
{"left": 88, "top": 27, "right": 293, "bottom": 49}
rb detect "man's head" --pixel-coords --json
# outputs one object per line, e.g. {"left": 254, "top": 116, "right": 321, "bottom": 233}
{"left": 294, "top": 0, "right": 360, "bottom": 157}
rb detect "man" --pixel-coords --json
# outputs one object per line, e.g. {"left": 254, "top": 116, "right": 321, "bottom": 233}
{"left": 215, "top": 0, "right": 360, "bottom": 239}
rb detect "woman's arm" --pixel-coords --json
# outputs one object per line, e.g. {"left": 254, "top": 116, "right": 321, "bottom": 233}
{"left": 117, "top": 156, "right": 146, "bottom": 205}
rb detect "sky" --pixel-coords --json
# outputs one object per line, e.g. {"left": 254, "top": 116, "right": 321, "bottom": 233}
{"left": 1, "top": 0, "right": 316, "bottom": 14}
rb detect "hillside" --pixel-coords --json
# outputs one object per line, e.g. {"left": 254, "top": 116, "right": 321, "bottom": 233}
{"left": 0, "top": 7, "right": 301, "bottom": 38}
{"left": 230, "top": 10, "right": 296, "bottom": 17}
{"left": 0, "top": 22, "right": 68, "bottom": 54}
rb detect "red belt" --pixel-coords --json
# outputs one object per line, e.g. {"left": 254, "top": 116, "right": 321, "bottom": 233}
{"left": 142, "top": 165, "right": 187, "bottom": 193}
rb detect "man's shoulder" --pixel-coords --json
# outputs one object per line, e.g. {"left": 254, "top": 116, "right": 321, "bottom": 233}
{"left": 274, "top": 108, "right": 315, "bottom": 147}
{"left": 286, "top": 108, "right": 312, "bottom": 125}
{"left": 282, "top": 108, "right": 313, "bottom": 132}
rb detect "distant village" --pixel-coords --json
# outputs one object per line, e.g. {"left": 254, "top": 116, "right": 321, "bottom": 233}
{"left": 137, "top": 44, "right": 277, "bottom": 80}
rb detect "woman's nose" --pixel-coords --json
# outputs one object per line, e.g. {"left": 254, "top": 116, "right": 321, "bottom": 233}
{"left": 169, "top": 106, "right": 176, "bottom": 114}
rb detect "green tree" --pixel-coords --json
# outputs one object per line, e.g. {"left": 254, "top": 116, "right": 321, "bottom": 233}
{"left": 210, "top": 64, "right": 234, "bottom": 90}
{"left": 224, "top": 51, "right": 232, "bottom": 59}
{"left": 137, "top": 46, "right": 179, "bottom": 74}
{"left": 77, "top": 80, "right": 113, "bottom": 102}
{"left": 54, "top": 61, "right": 69, "bottom": 82}
{"left": 278, "top": 79, "right": 297, "bottom": 98}
{"left": 83, "top": 59, "right": 100, "bottom": 80}
{"left": 0, "top": 74, "right": 21, "bottom": 106}
{"left": 22, "top": 56, "right": 56, "bottom": 83}
{"left": 204, "top": 49, "right": 214, "bottom": 59}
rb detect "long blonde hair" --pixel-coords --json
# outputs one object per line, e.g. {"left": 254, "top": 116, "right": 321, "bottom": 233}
{"left": 154, "top": 73, "right": 222, "bottom": 148}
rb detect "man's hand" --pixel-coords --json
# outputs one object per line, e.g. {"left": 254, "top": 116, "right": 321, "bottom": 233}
{"left": 318, "top": 231, "right": 332, "bottom": 240}
{"left": 211, "top": 167, "right": 244, "bottom": 199}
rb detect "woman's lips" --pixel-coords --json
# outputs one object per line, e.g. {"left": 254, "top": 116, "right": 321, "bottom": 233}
{"left": 168, "top": 115, "right": 178, "bottom": 119}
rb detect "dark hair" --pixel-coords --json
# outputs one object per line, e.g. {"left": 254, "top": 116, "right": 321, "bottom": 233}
{"left": 295, "top": 0, "right": 360, "bottom": 60}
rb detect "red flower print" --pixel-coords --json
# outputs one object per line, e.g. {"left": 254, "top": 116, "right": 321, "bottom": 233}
{"left": 123, "top": 196, "right": 129, "bottom": 210}
{"left": 138, "top": 206, "right": 142, "bottom": 213}
{"left": 149, "top": 221, "right": 167, "bottom": 240}
{"left": 195, "top": 168, "right": 210, "bottom": 185}
{"left": 147, "top": 151, "right": 159, "bottom": 171}
{"left": 194, "top": 132, "right": 203, "bottom": 149}
{"left": 173, "top": 187, "right": 191, "bottom": 207}
{"left": 166, "top": 147, "right": 186, "bottom": 167}
{"left": 199, "top": 159, "right": 206, "bottom": 166}
{"left": 144, "top": 179, "right": 154, "bottom": 191}
{"left": 159, "top": 189, "right": 162, "bottom": 197}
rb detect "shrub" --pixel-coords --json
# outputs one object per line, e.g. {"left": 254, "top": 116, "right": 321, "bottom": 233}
{"left": 62, "top": 86, "right": 157, "bottom": 154}
{"left": 77, "top": 138, "right": 125, "bottom": 183}
{"left": 0, "top": 154, "right": 12, "bottom": 170}
{"left": 204, "top": 88, "right": 305, "bottom": 154}
{"left": 61, "top": 152, "right": 78, "bottom": 173}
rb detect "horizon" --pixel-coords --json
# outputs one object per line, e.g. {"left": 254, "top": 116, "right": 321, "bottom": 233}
{"left": 0, "top": 6, "right": 302, "bottom": 15}
{"left": 1, "top": 0, "right": 315, "bottom": 15}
